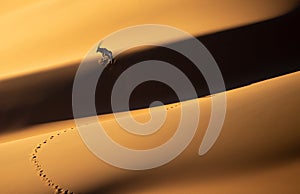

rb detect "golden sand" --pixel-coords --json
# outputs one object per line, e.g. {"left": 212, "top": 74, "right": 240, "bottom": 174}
{"left": 0, "top": 71, "right": 299, "bottom": 193}
{"left": 1, "top": 1, "right": 299, "bottom": 193}
{"left": 0, "top": 0, "right": 298, "bottom": 80}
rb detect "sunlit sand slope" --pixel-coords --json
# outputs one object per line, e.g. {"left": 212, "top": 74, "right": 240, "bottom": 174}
{"left": 1, "top": 4, "right": 299, "bottom": 133}
{"left": 0, "top": 71, "right": 299, "bottom": 193}
{"left": 0, "top": 0, "right": 298, "bottom": 80}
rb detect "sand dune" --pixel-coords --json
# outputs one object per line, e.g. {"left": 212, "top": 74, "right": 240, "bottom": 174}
{"left": 1, "top": 1, "right": 299, "bottom": 193}
{"left": 0, "top": 71, "right": 299, "bottom": 193}
{"left": 0, "top": 0, "right": 299, "bottom": 80}
{"left": 1, "top": 6, "right": 299, "bottom": 133}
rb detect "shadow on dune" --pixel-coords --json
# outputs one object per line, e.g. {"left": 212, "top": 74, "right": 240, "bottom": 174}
{"left": 0, "top": 7, "right": 299, "bottom": 133}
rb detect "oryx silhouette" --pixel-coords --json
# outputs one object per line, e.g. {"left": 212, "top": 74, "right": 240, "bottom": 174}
{"left": 96, "top": 42, "right": 114, "bottom": 67}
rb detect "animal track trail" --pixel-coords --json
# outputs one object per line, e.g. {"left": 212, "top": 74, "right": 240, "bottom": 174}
{"left": 166, "top": 102, "right": 180, "bottom": 110}
{"left": 30, "top": 104, "right": 180, "bottom": 194}
{"left": 30, "top": 128, "right": 76, "bottom": 194}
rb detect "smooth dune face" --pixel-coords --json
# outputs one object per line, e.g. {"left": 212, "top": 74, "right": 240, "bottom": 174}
{"left": 0, "top": 0, "right": 298, "bottom": 80}
{"left": 0, "top": 71, "right": 299, "bottom": 194}
{"left": 1, "top": 1, "right": 299, "bottom": 193}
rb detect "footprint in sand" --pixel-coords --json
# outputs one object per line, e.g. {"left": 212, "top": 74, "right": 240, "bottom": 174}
{"left": 30, "top": 128, "right": 76, "bottom": 194}
{"left": 30, "top": 104, "right": 179, "bottom": 194}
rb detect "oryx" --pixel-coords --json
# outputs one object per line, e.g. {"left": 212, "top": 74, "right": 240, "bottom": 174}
{"left": 96, "top": 42, "right": 114, "bottom": 67}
